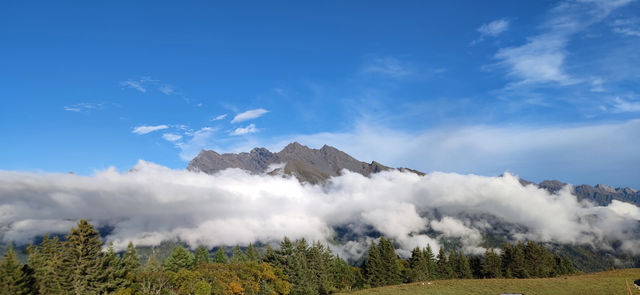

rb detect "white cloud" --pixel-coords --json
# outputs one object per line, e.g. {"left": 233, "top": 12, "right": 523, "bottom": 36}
{"left": 494, "top": 0, "right": 630, "bottom": 86}
{"left": 162, "top": 133, "right": 182, "bottom": 142}
{"left": 231, "top": 108, "right": 269, "bottom": 123}
{"left": 176, "top": 127, "right": 218, "bottom": 161}
{"left": 63, "top": 103, "right": 103, "bottom": 113}
{"left": 211, "top": 114, "right": 227, "bottom": 121}
{"left": 132, "top": 125, "right": 169, "bottom": 135}
{"left": 230, "top": 124, "right": 258, "bottom": 136}
{"left": 121, "top": 80, "right": 148, "bottom": 93}
{"left": 611, "top": 97, "right": 640, "bottom": 112}
{"left": 159, "top": 85, "right": 175, "bottom": 95}
{"left": 478, "top": 19, "right": 510, "bottom": 37}
{"left": 361, "top": 57, "right": 412, "bottom": 78}
{"left": 1, "top": 162, "right": 639, "bottom": 257}
{"left": 590, "top": 78, "right": 605, "bottom": 92}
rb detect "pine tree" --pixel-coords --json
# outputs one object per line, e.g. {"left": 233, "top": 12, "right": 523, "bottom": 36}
{"left": 230, "top": 245, "right": 248, "bottom": 263}
{"left": 364, "top": 240, "right": 383, "bottom": 287}
{"left": 28, "top": 235, "right": 65, "bottom": 294}
{"left": 448, "top": 250, "right": 458, "bottom": 279}
{"left": 121, "top": 241, "right": 141, "bottom": 287}
{"left": 423, "top": 245, "right": 437, "bottom": 280}
{"left": 194, "top": 245, "right": 210, "bottom": 265}
{"left": 213, "top": 247, "right": 228, "bottom": 264}
{"left": 436, "top": 247, "right": 452, "bottom": 279}
{"left": 378, "top": 237, "right": 402, "bottom": 285}
{"left": 511, "top": 242, "right": 529, "bottom": 278}
{"left": 0, "top": 245, "right": 27, "bottom": 295}
{"left": 63, "top": 219, "right": 104, "bottom": 295}
{"left": 246, "top": 243, "right": 261, "bottom": 262}
{"left": 307, "top": 241, "right": 333, "bottom": 294}
{"left": 99, "top": 244, "right": 126, "bottom": 293}
{"left": 408, "top": 247, "right": 429, "bottom": 282}
{"left": 164, "top": 246, "right": 195, "bottom": 271}
{"left": 456, "top": 252, "right": 473, "bottom": 279}
{"left": 482, "top": 248, "right": 502, "bottom": 278}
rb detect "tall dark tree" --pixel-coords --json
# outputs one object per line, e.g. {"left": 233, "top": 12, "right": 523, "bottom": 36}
{"left": 408, "top": 247, "right": 429, "bottom": 282}
{"left": 436, "top": 247, "right": 452, "bottom": 279}
{"left": 455, "top": 252, "right": 473, "bottom": 279}
{"left": 213, "top": 247, "right": 228, "bottom": 264}
{"left": 0, "top": 245, "right": 28, "bottom": 295}
{"left": 482, "top": 248, "right": 502, "bottom": 278}
{"left": 62, "top": 219, "right": 104, "bottom": 295}
{"left": 99, "top": 244, "right": 126, "bottom": 293}
{"left": 230, "top": 245, "right": 248, "bottom": 263}
{"left": 246, "top": 243, "right": 261, "bottom": 262}
{"left": 423, "top": 245, "right": 437, "bottom": 280}
{"left": 194, "top": 245, "right": 210, "bottom": 265}
{"left": 120, "top": 241, "right": 141, "bottom": 287}
{"left": 164, "top": 246, "right": 195, "bottom": 272}
{"left": 364, "top": 240, "right": 383, "bottom": 287}
{"left": 28, "top": 235, "right": 65, "bottom": 294}
{"left": 378, "top": 237, "right": 402, "bottom": 285}
{"left": 448, "top": 250, "right": 458, "bottom": 279}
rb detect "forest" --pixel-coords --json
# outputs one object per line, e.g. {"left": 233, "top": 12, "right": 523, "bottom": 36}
{"left": 0, "top": 219, "right": 577, "bottom": 295}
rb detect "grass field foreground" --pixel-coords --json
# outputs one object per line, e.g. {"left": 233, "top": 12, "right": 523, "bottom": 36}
{"left": 344, "top": 269, "right": 640, "bottom": 295}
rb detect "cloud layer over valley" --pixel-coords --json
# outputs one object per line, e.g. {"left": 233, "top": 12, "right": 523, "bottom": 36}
{"left": 2, "top": 162, "right": 640, "bottom": 259}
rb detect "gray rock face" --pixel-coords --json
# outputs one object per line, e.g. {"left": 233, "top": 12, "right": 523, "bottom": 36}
{"left": 187, "top": 142, "right": 394, "bottom": 183}
{"left": 535, "top": 179, "right": 640, "bottom": 206}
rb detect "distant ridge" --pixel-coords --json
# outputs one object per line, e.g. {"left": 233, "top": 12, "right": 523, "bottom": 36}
{"left": 187, "top": 142, "right": 401, "bottom": 184}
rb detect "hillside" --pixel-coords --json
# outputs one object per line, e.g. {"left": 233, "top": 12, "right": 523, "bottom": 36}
{"left": 343, "top": 269, "right": 640, "bottom": 295}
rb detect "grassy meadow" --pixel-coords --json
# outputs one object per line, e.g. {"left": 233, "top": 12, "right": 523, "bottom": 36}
{"left": 344, "top": 268, "right": 640, "bottom": 295}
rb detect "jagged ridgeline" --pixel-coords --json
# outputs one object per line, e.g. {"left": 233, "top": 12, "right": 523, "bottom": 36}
{"left": 191, "top": 142, "right": 639, "bottom": 205}
{"left": 187, "top": 142, "right": 412, "bottom": 184}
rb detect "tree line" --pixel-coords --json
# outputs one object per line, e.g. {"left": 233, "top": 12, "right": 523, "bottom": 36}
{"left": 0, "top": 220, "right": 576, "bottom": 294}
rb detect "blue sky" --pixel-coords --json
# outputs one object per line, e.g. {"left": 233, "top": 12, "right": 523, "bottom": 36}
{"left": 1, "top": 0, "right": 640, "bottom": 187}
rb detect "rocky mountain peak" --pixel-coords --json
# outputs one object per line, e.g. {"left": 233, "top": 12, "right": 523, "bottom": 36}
{"left": 187, "top": 142, "right": 398, "bottom": 183}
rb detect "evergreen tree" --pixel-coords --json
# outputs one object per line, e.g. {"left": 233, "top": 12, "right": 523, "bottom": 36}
{"left": 164, "top": 246, "right": 195, "bottom": 272}
{"left": 511, "top": 242, "right": 529, "bottom": 278}
{"left": 194, "top": 245, "right": 210, "bottom": 265}
{"left": 213, "top": 247, "right": 228, "bottom": 264}
{"left": 99, "top": 244, "right": 126, "bottom": 293}
{"left": 120, "top": 241, "right": 141, "bottom": 287}
{"left": 469, "top": 255, "right": 483, "bottom": 279}
{"left": 378, "top": 237, "right": 402, "bottom": 285}
{"left": 144, "top": 252, "right": 162, "bottom": 271}
{"left": 230, "top": 245, "right": 248, "bottom": 263}
{"left": 364, "top": 240, "right": 383, "bottom": 287}
{"left": 246, "top": 243, "right": 261, "bottom": 262}
{"left": 0, "top": 245, "right": 28, "bottom": 295}
{"left": 62, "top": 219, "right": 104, "bottom": 295}
{"left": 482, "top": 248, "right": 502, "bottom": 278}
{"left": 423, "top": 245, "right": 437, "bottom": 280}
{"left": 455, "top": 252, "right": 473, "bottom": 279}
{"left": 28, "top": 235, "right": 65, "bottom": 294}
{"left": 448, "top": 250, "right": 458, "bottom": 279}
{"left": 436, "top": 247, "right": 452, "bottom": 279}
{"left": 332, "top": 256, "right": 356, "bottom": 292}
{"left": 307, "top": 241, "right": 334, "bottom": 294}
{"left": 408, "top": 247, "right": 429, "bottom": 282}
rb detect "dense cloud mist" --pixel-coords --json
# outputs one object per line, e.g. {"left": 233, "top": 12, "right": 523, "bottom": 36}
{"left": 1, "top": 161, "right": 639, "bottom": 258}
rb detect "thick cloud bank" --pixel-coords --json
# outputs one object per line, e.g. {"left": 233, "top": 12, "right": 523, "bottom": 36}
{"left": 1, "top": 161, "right": 639, "bottom": 258}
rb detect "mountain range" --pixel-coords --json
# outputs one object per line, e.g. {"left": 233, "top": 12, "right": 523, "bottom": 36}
{"left": 188, "top": 142, "right": 640, "bottom": 206}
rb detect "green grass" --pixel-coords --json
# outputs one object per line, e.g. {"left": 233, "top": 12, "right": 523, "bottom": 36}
{"left": 343, "top": 269, "right": 640, "bottom": 295}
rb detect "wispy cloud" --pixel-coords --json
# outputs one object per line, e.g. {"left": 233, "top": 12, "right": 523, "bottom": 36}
{"left": 120, "top": 77, "right": 158, "bottom": 93}
{"left": 230, "top": 124, "right": 258, "bottom": 136}
{"left": 158, "top": 84, "right": 176, "bottom": 95}
{"left": 361, "top": 57, "right": 412, "bottom": 78}
{"left": 162, "top": 133, "right": 182, "bottom": 142}
{"left": 494, "top": 0, "right": 630, "bottom": 86}
{"left": 211, "top": 114, "right": 227, "bottom": 121}
{"left": 472, "top": 18, "right": 510, "bottom": 45}
{"left": 590, "top": 78, "right": 606, "bottom": 92}
{"left": 63, "top": 102, "right": 103, "bottom": 113}
{"left": 132, "top": 125, "right": 169, "bottom": 135}
{"left": 231, "top": 108, "right": 269, "bottom": 123}
{"left": 611, "top": 96, "right": 640, "bottom": 112}
{"left": 611, "top": 17, "right": 640, "bottom": 37}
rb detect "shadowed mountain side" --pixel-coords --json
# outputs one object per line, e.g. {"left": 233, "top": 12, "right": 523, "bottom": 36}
{"left": 187, "top": 142, "right": 403, "bottom": 184}
{"left": 518, "top": 178, "right": 640, "bottom": 206}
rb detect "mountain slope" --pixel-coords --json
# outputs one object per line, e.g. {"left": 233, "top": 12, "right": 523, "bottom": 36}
{"left": 187, "top": 142, "right": 394, "bottom": 183}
